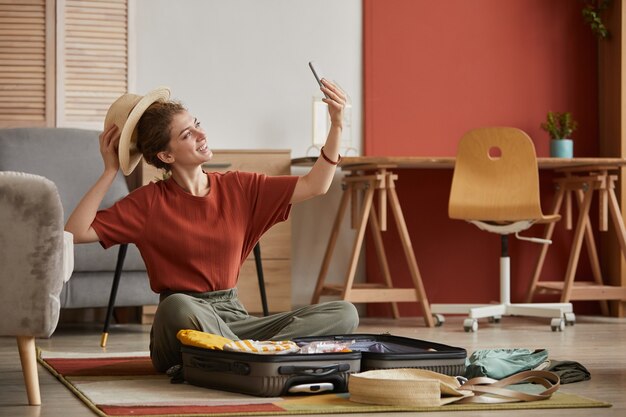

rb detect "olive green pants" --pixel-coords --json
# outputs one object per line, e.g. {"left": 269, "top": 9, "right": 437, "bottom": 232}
{"left": 149, "top": 288, "right": 359, "bottom": 372}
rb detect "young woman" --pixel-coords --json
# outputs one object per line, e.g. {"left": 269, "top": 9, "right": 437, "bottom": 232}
{"left": 65, "top": 80, "right": 359, "bottom": 372}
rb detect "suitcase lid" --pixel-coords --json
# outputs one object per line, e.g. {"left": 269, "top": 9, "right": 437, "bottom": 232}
{"left": 293, "top": 333, "right": 467, "bottom": 361}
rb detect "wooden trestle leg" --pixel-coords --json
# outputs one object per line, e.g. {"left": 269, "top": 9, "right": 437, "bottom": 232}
{"left": 311, "top": 169, "right": 434, "bottom": 327}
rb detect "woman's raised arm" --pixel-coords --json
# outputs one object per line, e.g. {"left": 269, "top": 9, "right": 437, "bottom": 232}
{"left": 290, "top": 79, "right": 346, "bottom": 204}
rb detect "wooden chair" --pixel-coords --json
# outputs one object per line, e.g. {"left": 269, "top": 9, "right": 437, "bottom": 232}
{"left": 430, "top": 127, "right": 575, "bottom": 332}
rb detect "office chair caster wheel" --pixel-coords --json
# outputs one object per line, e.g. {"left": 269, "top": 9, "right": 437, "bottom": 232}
{"left": 551, "top": 318, "right": 565, "bottom": 332}
{"left": 463, "top": 319, "right": 478, "bottom": 332}
{"left": 564, "top": 312, "right": 576, "bottom": 326}
{"left": 433, "top": 314, "right": 445, "bottom": 327}
{"left": 488, "top": 315, "right": 501, "bottom": 324}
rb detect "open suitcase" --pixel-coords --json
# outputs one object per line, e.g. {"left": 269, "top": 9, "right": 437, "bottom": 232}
{"left": 181, "top": 333, "right": 466, "bottom": 397}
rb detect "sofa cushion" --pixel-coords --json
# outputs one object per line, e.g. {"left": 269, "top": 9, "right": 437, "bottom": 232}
{"left": 0, "top": 127, "right": 154, "bottom": 309}
{"left": 74, "top": 242, "right": 146, "bottom": 271}
{"left": 0, "top": 128, "right": 147, "bottom": 273}
{"left": 0, "top": 127, "right": 129, "bottom": 219}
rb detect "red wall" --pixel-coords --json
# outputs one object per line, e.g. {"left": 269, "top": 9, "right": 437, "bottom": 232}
{"left": 363, "top": 0, "right": 600, "bottom": 316}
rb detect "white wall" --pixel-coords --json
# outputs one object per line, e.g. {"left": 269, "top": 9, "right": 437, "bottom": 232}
{"left": 133, "top": 0, "right": 364, "bottom": 308}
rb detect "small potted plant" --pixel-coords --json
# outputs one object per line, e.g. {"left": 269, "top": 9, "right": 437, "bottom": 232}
{"left": 541, "top": 111, "right": 577, "bottom": 158}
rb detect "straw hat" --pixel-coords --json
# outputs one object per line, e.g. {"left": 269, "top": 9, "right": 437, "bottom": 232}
{"left": 348, "top": 368, "right": 472, "bottom": 407}
{"left": 104, "top": 87, "right": 171, "bottom": 175}
{"left": 348, "top": 368, "right": 560, "bottom": 406}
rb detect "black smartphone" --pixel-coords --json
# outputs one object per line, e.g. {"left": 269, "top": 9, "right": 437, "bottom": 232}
{"left": 309, "top": 61, "right": 329, "bottom": 98}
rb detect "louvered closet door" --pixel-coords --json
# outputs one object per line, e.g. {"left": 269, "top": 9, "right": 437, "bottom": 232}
{"left": 57, "top": 0, "right": 129, "bottom": 128}
{"left": 0, "top": 0, "right": 55, "bottom": 127}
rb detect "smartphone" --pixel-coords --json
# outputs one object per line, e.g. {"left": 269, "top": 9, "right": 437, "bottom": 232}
{"left": 288, "top": 382, "right": 334, "bottom": 394}
{"left": 309, "top": 61, "right": 329, "bottom": 98}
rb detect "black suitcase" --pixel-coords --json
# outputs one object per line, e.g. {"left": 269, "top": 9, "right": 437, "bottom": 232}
{"left": 181, "top": 345, "right": 361, "bottom": 397}
{"left": 181, "top": 333, "right": 466, "bottom": 397}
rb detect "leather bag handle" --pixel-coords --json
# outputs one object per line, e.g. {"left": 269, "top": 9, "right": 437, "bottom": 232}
{"left": 456, "top": 370, "right": 560, "bottom": 404}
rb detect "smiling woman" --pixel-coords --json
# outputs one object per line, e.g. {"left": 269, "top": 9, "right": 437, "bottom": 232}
{"left": 137, "top": 107, "right": 212, "bottom": 197}
{"left": 131, "top": 0, "right": 363, "bottom": 310}
{"left": 63, "top": 84, "right": 360, "bottom": 374}
{"left": 136, "top": 100, "right": 197, "bottom": 173}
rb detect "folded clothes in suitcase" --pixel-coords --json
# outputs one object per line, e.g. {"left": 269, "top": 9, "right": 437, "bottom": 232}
{"left": 295, "top": 333, "right": 467, "bottom": 376}
{"left": 180, "top": 333, "right": 466, "bottom": 397}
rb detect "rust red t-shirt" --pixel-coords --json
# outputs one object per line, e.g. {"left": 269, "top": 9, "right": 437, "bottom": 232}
{"left": 92, "top": 171, "right": 298, "bottom": 294}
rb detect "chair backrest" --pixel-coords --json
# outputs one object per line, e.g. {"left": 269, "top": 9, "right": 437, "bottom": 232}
{"left": 0, "top": 127, "right": 129, "bottom": 222}
{"left": 448, "top": 127, "right": 545, "bottom": 222}
{"left": 0, "top": 127, "right": 147, "bottom": 272}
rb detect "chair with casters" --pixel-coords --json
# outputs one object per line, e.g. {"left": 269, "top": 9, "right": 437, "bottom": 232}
{"left": 430, "top": 127, "right": 575, "bottom": 332}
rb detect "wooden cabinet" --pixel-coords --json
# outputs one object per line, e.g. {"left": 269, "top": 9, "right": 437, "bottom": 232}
{"left": 133, "top": 150, "right": 292, "bottom": 315}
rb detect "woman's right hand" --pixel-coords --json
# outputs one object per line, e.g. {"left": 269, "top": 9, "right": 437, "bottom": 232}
{"left": 100, "top": 124, "right": 120, "bottom": 173}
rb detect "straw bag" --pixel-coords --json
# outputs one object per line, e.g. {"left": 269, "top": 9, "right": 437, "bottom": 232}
{"left": 348, "top": 368, "right": 560, "bottom": 407}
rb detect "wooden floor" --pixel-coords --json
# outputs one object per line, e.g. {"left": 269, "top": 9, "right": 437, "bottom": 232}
{"left": 0, "top": 314, "right": 624, "bottom": 417}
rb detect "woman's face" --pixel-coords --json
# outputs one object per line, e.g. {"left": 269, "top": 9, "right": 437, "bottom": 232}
{"left": 162, "top": 110, "right": 213, "bottom": 168}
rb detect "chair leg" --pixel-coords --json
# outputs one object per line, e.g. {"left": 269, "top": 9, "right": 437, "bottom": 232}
{"left": 500, "top": 235, "right": 510, "bottom": 305}
{"left": 16, "top": 336, "right": 40, "bottom": 406}
{"left": 101, "top": 243, "right": 128, "bottom": 347}
{"left": 253, "top": 243, "right": 269, "bottom": 316}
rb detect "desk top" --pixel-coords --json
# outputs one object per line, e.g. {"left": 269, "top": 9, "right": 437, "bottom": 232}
{"left": 291, "top": 156, "right": 626, "bottom": 171}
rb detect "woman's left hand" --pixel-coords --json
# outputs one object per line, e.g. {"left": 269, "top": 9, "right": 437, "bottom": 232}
{"left": 290, "top": 79, "right": 347, "bottom": 204}
{"left": 321, "top": 79, "right": 347, "bottom": 128}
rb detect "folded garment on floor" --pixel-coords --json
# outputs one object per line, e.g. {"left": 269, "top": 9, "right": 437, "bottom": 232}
{"left": 465, "top": 348, "right": 549, "bottom": 379}
{"left": 546, "top": 359, "right": 591, "bottom": 383}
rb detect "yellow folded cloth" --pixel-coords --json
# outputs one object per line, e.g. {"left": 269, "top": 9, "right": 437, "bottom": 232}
{"left": 224, "top": 340, "right": 300, "bottom": 355}
{"left": 176, "top": 329, "right": 233, "bottom": 350}
{"left": 176, "top": 330, "right": 300, "bottom": 355}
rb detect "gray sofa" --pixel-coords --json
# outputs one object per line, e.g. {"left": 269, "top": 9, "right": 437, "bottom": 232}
{"left": 0, "top": 127, "right": 158, "bottom": 310}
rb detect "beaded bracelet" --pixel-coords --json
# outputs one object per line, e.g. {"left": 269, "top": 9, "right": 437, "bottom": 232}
{"left": 320, "top": 146, "right": 342, "bottom": 165}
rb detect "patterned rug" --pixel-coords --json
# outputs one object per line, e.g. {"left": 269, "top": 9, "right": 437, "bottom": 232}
{"left": 38, "top": 350, "right": 611, "bottom": 417}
